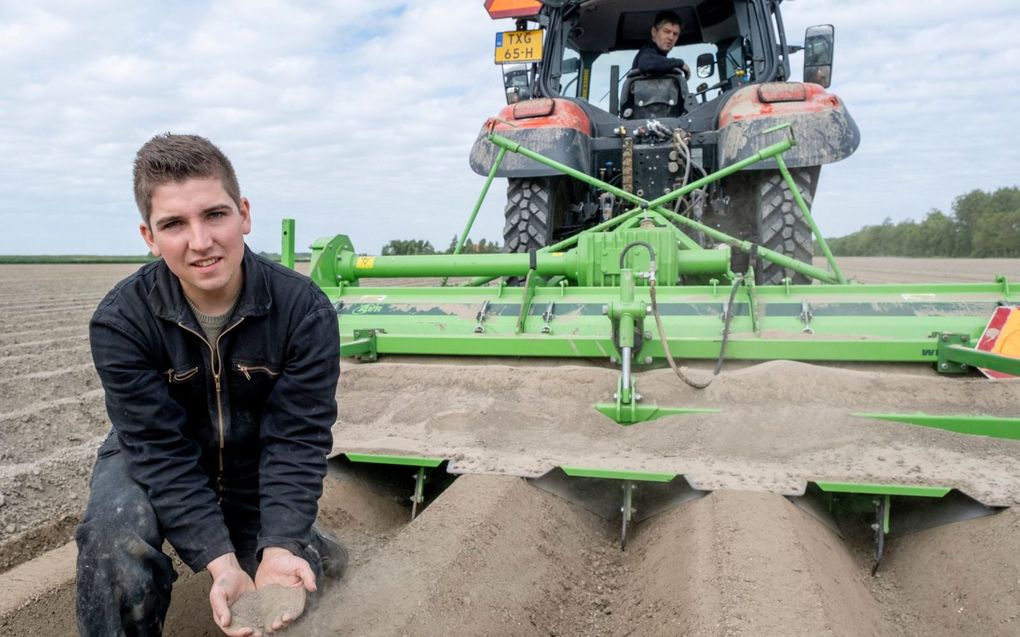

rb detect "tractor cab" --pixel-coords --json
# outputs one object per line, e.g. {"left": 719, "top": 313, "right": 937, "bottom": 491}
{"left": 524, "top": 2, "right": 774, "bottom": 121}
{"left": 476, "top": 0, "right": 857, "bottom": 286}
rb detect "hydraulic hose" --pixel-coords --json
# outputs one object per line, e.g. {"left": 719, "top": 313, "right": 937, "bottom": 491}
{"left": 670, "top": 135, "right": 708, "bottom": 224}
{"left": 650, "top": 274, "right": 744, "bottom": 390}
{"left": 619, "top": 240, "right": 656, "bottom": 271}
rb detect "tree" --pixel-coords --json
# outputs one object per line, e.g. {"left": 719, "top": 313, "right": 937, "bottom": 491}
{"left": 916, "top": 210, "right": 960, "bottom": 256}
{"left": 962, "top": 188, "right": 1020, "bottom": 258}
{"left": 443, "top": 236, "right": 503, "bottom": 254}
{"left": 972, "top": 210, "right": 1020, "bottom": 257}
{"left": 827, "top": 186, "right": 1019, "bottom": 257}
{"left": 381, "top": 239, "right": 436, "bottom": 256}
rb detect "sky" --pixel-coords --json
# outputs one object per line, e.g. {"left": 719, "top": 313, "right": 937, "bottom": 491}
{"left": 1, "top": 0, "right": 1018, "bottom": 256}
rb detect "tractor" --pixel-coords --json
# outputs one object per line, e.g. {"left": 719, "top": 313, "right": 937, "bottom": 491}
{"left": 288, "top": 1, "right": 1019, "bottom": 572}
{"left": 471, "top": 0, "right": 859, "bottom": 284}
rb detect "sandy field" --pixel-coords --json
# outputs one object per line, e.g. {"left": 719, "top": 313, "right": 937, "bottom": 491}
{"left": 1, "top": 258, "right": 1019, "bottom": 636}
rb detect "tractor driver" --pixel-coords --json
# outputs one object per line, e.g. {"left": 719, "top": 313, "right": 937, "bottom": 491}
{"left": 76, "top": 133, "right": 346, "bottom": 637}
{"left": 631, "top": 10, "right": 691, "bottom": 79}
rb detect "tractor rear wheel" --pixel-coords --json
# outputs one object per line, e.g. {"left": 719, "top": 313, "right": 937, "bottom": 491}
{"left": 503, "top": 177, "right": 568, "bottom": 253}
{"left": 755, "top": 168, "right": 817, "bottom": 285}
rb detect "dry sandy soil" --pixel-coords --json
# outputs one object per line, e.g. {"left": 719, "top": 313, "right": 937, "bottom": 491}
{"left": 1, "top": 258, "right": 1019, "bottom": 636}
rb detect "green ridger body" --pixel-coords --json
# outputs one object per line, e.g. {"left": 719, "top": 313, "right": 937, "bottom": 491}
{"left": 293, "top": 126, "right": 1020, "bottom": 565}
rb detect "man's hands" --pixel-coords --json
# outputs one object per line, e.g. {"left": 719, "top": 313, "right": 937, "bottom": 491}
{"left": 208, "top": 548, "right": 316, "bottom": 636}
{"left": 253, "top": 548, "right": 317, "bottom": 633}
{"left": 208, "top": 553, "right": 257, "bottom": 637}
{"left": 255, "top": 547, "right": 317, "bottom": 591}
{"left": 679, "top": 61, "right": 691, "bottom": 80}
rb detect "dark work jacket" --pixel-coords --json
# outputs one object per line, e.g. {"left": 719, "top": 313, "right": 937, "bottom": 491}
{"left": 631, "top": 42, "right": 686, "bottom": 74}
{"left": 89, "top": 246, "right": 339, "bottom": 571}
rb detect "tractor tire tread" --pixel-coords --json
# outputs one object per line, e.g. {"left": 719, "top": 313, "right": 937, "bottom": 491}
{"left": 504, "top": 178, "right": 555, "bottom": 254}
{"left": 757, "top": 170, "right": 816, "bottom": 285}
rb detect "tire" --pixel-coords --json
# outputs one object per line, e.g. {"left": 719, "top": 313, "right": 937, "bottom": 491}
{"left": 755, "top": 168, "right": 817, "bottom": 285}
{"left": 503, "top": 178, "right": 567, "bottom": 253}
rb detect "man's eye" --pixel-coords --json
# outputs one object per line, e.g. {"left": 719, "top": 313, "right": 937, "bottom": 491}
{"left": 162, "top": 220, "right": 181, "bottom": 230}
{"left": 208, "top": 211, "right": 227, "bottom": 219}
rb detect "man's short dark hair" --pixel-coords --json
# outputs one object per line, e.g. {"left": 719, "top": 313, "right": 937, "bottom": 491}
{"left": 653, "top": 11, "right": 682, "bottom": 30}
{"left": 133, "top": 133, "right": 241, "bottom": 224}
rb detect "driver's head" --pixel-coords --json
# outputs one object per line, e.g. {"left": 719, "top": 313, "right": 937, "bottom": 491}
{"left": 650, "top": 11, "right": 682, "bottom": 52}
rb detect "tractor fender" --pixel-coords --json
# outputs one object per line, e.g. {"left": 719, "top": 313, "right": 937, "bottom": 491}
{"left": 469, "top": 98, "right": 593, "bottom": 178}
{"left": 716, "top": 83, "right": 860, "bottom": 170}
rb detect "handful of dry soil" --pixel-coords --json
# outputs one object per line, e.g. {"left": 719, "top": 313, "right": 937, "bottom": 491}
{"left": 229, "top": 585, "right": 306, "bottom": 633}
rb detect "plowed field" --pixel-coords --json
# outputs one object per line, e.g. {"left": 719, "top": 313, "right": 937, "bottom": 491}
{"left": 1, "top": 259, "right": 1019, "bottom": 636}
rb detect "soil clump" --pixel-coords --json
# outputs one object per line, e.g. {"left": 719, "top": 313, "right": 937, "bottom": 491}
{"left": 229, "top": 585, "right": 306, "bottom": 634}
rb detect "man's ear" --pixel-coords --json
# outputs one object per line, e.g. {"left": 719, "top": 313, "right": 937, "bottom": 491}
{"left": 139, "top": 222, "right": 161, "bottom": 257}
{"left": 239, "top": 197, "right": 252, "bottom": 236}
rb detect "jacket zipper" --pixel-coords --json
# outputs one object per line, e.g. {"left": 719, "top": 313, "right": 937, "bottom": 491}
{"left": 164, "top": 366, "right": 200, "bottom": 383}
{"left": 236, "top": 364, "right": 280, "bottom": 381}
{"left": 177, "top": 317, "right": 245, "bottom": 501}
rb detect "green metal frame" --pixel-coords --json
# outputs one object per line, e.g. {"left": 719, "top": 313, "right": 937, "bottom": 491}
{"left": 562, "top": 467, "right": 675, "bottom": 482}
{"left": 937, "top": 332, "right": 1020, "bottom": 376}
{"left": 344, "top": 453, "right": 444, "bottom": 467}
{"left": 486, "top": 126, "right": 846, "bottom": 284}
{"left": 854, "top": 413, "right": 1020, "bottom": 441}
{"left": 816, "top": 482, "right": 951, "bottom": 498}
{"left": 294, "top": 124, "right": 1018, "bottom": 532}
{"left": 281, "top": 218, "right": 295, "bottom": 269}
{"left": 305, "top": 130, "right": 1016, "bottom": 381}
{"left": 324, "top": 280, "right": 1014, "bottom": 363}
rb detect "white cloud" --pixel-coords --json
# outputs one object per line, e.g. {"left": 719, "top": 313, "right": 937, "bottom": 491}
{"left": 779, "top": 0, "right": 1020, "bottom": 235}
{"left": 0, "top": 0, "right": 1017, "bottom": 254}
{"left": 0, "top": 7, "right": 73, "bottom": 59}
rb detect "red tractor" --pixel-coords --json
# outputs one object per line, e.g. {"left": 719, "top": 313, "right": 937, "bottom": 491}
{"left": 471, "top": 0, "right": 859, "bottom": 283}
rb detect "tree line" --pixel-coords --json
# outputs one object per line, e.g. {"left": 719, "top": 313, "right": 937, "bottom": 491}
{"left": 376, "top": 186, "right": 1019, "bottom": 259}
{"left": 381, "top": 235, "right": 502, "bottom": 256}
{"left": 826, "top": 187, "right": 1020, "bottom": 258}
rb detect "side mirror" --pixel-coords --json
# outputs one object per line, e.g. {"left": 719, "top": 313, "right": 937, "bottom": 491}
{"left": 696, "top": 52, "right": 715, "bottom": 79}
{"left": 803, "top": 24, "right": 834, "bottom": 88}
{"left": 503, "top": 66, "right": 532, "bottom": 104}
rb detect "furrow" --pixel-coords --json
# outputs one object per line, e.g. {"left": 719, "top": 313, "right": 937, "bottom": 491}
{"left": 0, "top": 325, "right": 84, "bottom": 346}
{"left": 294, "top": 475, "right": 618, "bottom": 637}
{"left": 0, "top": 336, "right": 88, "bottom": 357}
{"left": 0, "top": 390, "right": 108, "bottom": 465}
{"left": 0, "top": 438, "right": 100, "bottom": 550}
{"left": 0, "top": 364, "right": 99, "bottom": 413}
{"left": 0, "top": 346, "right": 92, "bottom": 371}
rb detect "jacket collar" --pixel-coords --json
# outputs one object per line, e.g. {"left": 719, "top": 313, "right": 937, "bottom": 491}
{"left": 148, "top": 245, "right": 272, "bottom": 325}
{"left": 647, "top": 41, "right": 670, "bottom": 55}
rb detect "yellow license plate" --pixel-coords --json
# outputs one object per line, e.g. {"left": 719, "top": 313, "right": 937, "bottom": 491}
{"left": 494, "top": 29, "right": 543, "bottom": 64}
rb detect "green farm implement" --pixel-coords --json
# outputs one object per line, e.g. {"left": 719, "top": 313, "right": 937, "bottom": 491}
{"left": 294, "top": 125, "right": 1020, "bottom": 568}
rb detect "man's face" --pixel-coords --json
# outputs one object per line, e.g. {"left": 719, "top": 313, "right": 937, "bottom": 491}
{"left": 651, "top": 21, "right": 681, "bottom": 52}
{"left": 140, "top": 177, "right": 251, "bottom": 311}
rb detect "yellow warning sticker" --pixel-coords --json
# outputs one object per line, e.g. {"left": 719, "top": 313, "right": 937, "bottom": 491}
{"left": 356, "top": 256, "right": 375, "bottom": 269}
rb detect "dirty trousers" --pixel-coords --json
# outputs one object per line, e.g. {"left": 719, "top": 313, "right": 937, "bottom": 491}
{"left": 74, "top": 432, "right": 323, "bottom": 636}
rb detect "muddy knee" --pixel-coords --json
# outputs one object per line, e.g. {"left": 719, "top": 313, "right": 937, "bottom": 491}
{"left": 76, "top": 520, "right": 177, "bottom": 635}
